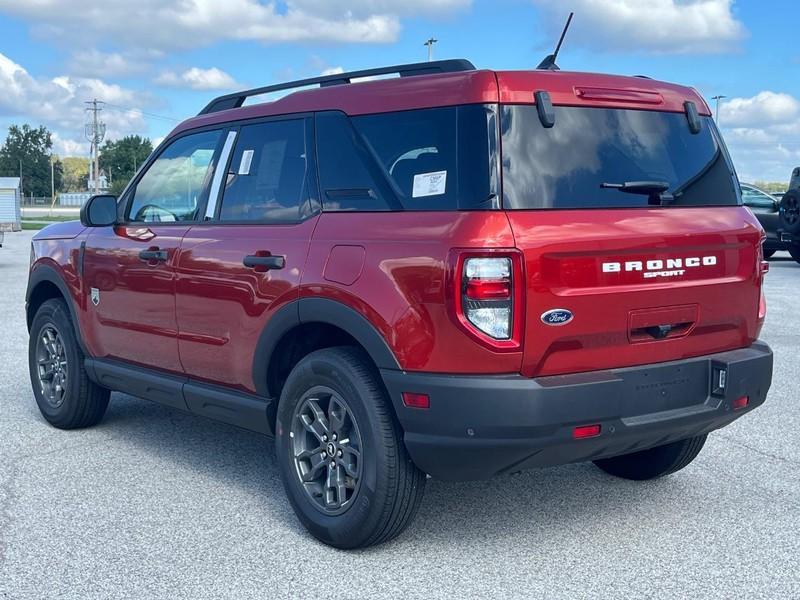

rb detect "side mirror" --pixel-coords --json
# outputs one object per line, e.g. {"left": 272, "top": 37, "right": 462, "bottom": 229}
{"left": 80, "top": 194, "right": 118, "bottom": 227}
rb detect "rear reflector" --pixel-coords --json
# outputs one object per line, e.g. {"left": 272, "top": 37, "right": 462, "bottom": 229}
{"left": 465, "top": 278, "right": 511, "bottom": 300}
{"left": 761, "top": 260, "right": 770, "bottom": 274}
{"left": 402, "top": 392, "right": 430, "bottom": 409}
{"left": 733, "top": 396, "right": 749, "bottom": 410}
{"left": 573, "top": 424, "right": 601, "bottom": 439}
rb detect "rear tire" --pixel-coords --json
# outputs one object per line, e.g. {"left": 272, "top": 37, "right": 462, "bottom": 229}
{"left": 275, "top": 346, "right": 426, "bottom": 549}
{"left": 763, "top": 249, "right": 776, "bottom": 259}
{"left": 593, "top": 434, "right": 707, "bottom": 481}
{"left": 789, "top": 246, "right": 800, "bottom": 264}
{"left": 779, "top": 189, "right": 800, "bottom": 234}
{"left": 28, "top": 299, "right": 110, "bottom": 429}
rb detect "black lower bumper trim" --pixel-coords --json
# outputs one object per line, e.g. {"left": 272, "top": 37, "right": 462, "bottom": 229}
{"left": 381, "top": 342, "right": 773, "bottom": 481}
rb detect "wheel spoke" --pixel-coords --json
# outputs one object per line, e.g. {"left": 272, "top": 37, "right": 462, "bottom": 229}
{"left": 299, "top": 398, "right": 329, "bottom": 441}
{"left": 300, "top": 452, "right": 329, "bottom": 483}
{"left": 328, "top": 396, "right": 346, "bottom": 433}
{"left": 325, "top": 464, "right": 347, "bottom": 509}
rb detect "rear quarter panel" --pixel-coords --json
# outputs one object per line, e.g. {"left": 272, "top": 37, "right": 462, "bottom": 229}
{"left": 303, "top": 211, "right": 522, "bottom": 374}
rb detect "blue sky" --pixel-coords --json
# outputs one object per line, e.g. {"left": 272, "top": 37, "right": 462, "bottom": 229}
{"left": 0, "top": 0, "right": 797, "bottom": 183}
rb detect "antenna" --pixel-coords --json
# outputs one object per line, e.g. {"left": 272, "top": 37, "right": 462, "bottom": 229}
{"left": 536, "top": 12, "right": 574, "bottom": 71}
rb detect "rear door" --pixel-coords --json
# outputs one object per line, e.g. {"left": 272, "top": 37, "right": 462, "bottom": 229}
{"left": 175, "top": 116, "right": 319, "bottom": 391}
{"left": 83, "top": 129, "right": 224, "bottom": 373}
{"left": 742, "top": 184, "right": 780, "bottom": 240}
{"left": 500, "top": 103, "right": 763, "bottom": 378}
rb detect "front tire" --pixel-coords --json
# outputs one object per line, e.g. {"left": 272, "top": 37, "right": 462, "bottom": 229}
{"left": 276, "top": 347, "right": 425, "bottom": 549}
{"left": 763, "top": 249, "right": 776, "bottom": 259}
{"left": 593, "top": 434, "right": 707, "bottom": 480}
{"left": 789, "top": 246, "right": 800, "bottom": 264}
{"left": 28, "top": 299, "right": 110, "bottom": 429}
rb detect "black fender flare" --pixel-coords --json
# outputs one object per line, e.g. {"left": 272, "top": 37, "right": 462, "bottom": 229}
{"left": 253, "top": 297, "right": 401, "bottom": 398}
{"left": 26, "top": 263, "right": 90, "bottom": 355}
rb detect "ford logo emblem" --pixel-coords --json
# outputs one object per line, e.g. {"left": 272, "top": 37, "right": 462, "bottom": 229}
{"left": 540, "top": 309, "right": 574, "bottom": 326}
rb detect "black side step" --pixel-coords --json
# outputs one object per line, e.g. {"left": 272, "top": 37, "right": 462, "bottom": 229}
{"left": 85, "top": 358, "right": 274, "bottom": 436}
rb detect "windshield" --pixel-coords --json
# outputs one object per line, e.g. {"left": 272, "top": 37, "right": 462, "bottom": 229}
{"left": 501, "top": 105, "right": 741, "bottom": 209}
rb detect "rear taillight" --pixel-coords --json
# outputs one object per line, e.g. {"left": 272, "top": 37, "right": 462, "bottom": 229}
{"left": 463, "top": 257, "right": 512, "bottom": 339}
{"left": 449, "top": 251, "right": 524, "bottom": 350}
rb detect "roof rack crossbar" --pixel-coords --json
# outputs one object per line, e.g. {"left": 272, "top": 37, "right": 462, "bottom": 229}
{"left": 198, "top": 59, "right": 476, "bottom": 115}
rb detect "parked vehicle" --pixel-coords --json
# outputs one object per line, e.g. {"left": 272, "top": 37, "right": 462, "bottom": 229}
{"left": 742, "top": 182, "right": 800, "bottom": 262}
{"left": 26, "top": 59, "right": 773, "bottom": 549}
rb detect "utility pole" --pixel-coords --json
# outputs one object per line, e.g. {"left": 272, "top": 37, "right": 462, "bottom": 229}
{"left": 19, "top": 158, "right": 22, "bottom": 197}
{"left": 424, "top": 37, "right": 438, "bottom": 62}
{"left": 711, "top": 95, "right": 726, "bottom": 124}
{"left": 84, "top": 99, "right": 106, "bottom": 194}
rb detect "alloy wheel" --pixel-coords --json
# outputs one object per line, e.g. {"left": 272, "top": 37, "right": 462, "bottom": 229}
{"left": 291, "top": 387, "right": 363, "bottom": 515}
{"left": 36, "top": 325, "right": 68, "bottom": 408}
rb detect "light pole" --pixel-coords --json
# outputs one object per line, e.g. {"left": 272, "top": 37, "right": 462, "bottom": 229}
{"left": 424, "top": 38, "right": 438, "bottom": 62}
{"left": 711, "top": 95, "right": 726, "bottom": 124}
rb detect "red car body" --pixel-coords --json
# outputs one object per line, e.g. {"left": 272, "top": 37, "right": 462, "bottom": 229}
{"left": 27, "top": 63, "right": 773, "bottom": 482}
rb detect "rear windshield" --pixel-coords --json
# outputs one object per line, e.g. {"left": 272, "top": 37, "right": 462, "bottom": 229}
{"left": 501, "top": 105, "right": 741, "bottom": 209}
{"left": 316, "top": 104, "right": 499, "bottom": 211}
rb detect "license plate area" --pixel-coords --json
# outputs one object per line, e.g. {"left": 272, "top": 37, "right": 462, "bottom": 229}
{"left": 618, "top": 360, "right": 709, "bottom": 417}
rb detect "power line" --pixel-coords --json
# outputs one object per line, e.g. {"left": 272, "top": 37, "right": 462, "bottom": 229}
{"left": 102, "top": 102, "right": 180, "bottom": 123}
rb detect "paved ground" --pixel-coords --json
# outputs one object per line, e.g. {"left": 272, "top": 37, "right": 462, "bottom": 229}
{"left": 1, "top": 229, "right": 798, "bottom": 599}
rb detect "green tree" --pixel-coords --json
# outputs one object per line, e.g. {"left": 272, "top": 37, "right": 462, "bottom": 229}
{"left": 0, "top": 124, "right": 63, "bottom": 197}
{"left": 61, "top": 156, "right": 90, "bottom": 192}
{"left": 99, "top": 135, "right": 153, "bottom": 196}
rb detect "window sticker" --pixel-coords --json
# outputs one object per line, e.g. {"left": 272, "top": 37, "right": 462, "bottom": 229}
{"left": 412, "top": 170, "right": 447, "bottom": 198}
{"left": 238, "top": 149, "right": 255, "bottom": 175}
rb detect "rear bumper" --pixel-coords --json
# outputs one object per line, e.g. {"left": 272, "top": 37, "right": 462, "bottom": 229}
{"left": 764, "top": 230, "right": 799, "bottom": 251}
{"left": 381, "top": 342, "right": 773, "bottom": 481}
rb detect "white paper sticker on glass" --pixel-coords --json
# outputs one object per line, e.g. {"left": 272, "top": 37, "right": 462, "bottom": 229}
{"left": 412, "top": 170, "right": 447, "bottom": 198}
{"left": 238, "top": 149, "right": 255, "bottom": 175}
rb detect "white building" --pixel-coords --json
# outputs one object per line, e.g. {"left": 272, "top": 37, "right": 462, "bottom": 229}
{"left": 0, "top": 177, "right": 21, "bottom": 232}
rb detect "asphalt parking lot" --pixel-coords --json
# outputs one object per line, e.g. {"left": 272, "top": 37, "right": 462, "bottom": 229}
{"left": 1, "top": 229, "right": 798, "bottom": 599}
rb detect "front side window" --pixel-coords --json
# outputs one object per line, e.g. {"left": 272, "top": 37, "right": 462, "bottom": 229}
{"left": 316, "top": 105, "right": 498, "bottom": 212}
{"left": 501, "top": 105, "right": 741, "bottom": 209}
{"left": 218, "top": 118, "right": 313, "bottom": 222}
{"left": 127, "top": 130, "right": 222, "bottom": 222}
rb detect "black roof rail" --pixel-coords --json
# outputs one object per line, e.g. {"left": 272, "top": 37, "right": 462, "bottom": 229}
{"left": 198, "top": 59, "right": 476, "bottom": 116}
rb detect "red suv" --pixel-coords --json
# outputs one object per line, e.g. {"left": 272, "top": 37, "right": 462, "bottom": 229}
{"left": 27, "top": 59, "right": 773, "bottom": 548}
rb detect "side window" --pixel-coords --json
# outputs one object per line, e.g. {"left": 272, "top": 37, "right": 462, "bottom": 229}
{"left": 127, "top": 130, "right": 222, "bottom": 223}
{"left": 218, "top": 119, "right": 313, "bottom": 222}
{"left": 316, "top": 106, "right": 497, "bottom": 212}
{"left": 315, "top": 112, "right": 397, "bottom": 212}
{"left": 741, "top": 186, "right": 776, "bottom": 209}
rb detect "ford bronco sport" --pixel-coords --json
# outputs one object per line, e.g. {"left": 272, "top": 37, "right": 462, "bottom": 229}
{"left": 27, "top": 59, "right": 773, "bottom": 549}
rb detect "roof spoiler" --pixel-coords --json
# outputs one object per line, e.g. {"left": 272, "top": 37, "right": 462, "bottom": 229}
{"left": 198, "top": 59, "right": 476, "bottom": 116}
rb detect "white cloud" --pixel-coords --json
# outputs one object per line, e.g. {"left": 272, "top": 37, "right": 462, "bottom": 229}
{"left": 716, "top": 91, "right": 800, "bottom": 183}
{"left": 67, "top": 49, "right": 155, "bottom": 78}
{"left": 0, "top": 52, "right": 151, "bottom": 156}
{"left": 533, "top": 0, "right": 746, "bottom": 55}
{"left": 321, "top": 66, "right": 345, "bottom": 76}
{"left": 0, "top": 0, "right": 469, "bottom": 52}
{"left": 155, "top": 67, "right": 240, "bottom": 91}
{"left": 719, "top": 92, "right": 800, "bottom": 128}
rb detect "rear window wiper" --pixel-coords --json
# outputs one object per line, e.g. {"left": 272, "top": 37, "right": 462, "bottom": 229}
{"left": 600, "top": 180, "right": 674, "bottom": 205}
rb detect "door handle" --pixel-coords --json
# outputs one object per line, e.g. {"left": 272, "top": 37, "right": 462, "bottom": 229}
{"left": 139, "top": 248, "right": 168, "bottom": 262}
{"left": 243, "top": 254, "right": 286, "bottom": 270}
